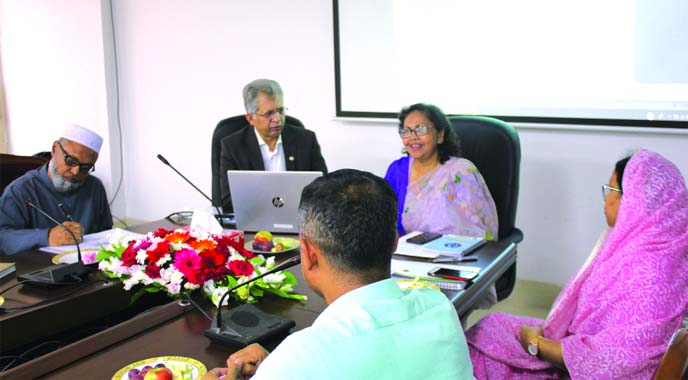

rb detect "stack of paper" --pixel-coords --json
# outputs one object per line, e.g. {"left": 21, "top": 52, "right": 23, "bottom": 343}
{"left": 39, "top": 228, "right": 143, "bottom": 255}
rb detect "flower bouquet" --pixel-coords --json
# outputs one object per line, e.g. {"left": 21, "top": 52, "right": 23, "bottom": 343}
{"left": 96, "top": 227, "right": 306, "bottom": 305}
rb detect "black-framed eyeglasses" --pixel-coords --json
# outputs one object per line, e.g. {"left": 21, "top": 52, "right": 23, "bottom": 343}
{"left": 399, "top": 125, "right": 433, "bottom": 138}
{"left": 255, "top": 107, "right": 287, "bottom": 119}
{"left": 57, "top": 141, "right": 95, "bottom": 173}
{"left": 601, "top": 184, "right": 622, "bottom": 199}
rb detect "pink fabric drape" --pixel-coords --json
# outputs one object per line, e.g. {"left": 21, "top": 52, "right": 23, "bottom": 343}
{"left": 467, "top": 149, "right": 688, "bottom": 380}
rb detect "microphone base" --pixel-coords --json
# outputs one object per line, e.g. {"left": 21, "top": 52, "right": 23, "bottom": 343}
{"left": 18, "top": 262, "right": 91, "bottom": 287}
{"left": 204, "top": 303, "right": 295, "bottom": 347}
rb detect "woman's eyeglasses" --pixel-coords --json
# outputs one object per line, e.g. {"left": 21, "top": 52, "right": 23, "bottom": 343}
{"left": 255, "top": 107, "right": 287, "bottom": 119}
{"left": 57, "top": 141, "right": 95, "bottom": 173}
{"left": 601, "top": 184, "right": 622, "bottom": 199}
{"left": 398, "top": 125, "right": 433, "bottom": 138}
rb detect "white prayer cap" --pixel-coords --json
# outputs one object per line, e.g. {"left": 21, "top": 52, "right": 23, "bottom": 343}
{"left": 60, "top": 124, "right": 103, "bottom": 154}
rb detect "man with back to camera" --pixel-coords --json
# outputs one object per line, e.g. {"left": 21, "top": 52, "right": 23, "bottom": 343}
{"left": 219, "top": 78, "right": 327, "bottom": 213}
{"left": 203, "top": 169, "right": 474, "bottom": 380}
{"left": 0, "top": 124, "right": 113, "bottom": 255}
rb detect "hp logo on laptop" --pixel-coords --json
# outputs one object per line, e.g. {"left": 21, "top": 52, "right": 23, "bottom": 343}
{"left": 272, "top": 197, "right": 285, "bottom": 208}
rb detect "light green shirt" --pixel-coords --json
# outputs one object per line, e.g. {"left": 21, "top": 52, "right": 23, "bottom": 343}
{"left": 252, "top": 278, "right": 474, "bottom": 380}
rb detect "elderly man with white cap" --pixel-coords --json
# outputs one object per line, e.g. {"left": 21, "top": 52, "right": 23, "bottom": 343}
{"left": 0, "top": 125, "right": 113, "bottom": 255}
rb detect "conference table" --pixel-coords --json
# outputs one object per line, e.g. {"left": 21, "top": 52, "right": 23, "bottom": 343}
{"left": 0, "top": 219, "right": 516, "bottom": 379}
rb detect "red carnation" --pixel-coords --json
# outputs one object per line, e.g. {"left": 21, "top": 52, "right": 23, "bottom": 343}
{"left": 229, "top": 260, "right": 254, "bottom": 277}
{"left": 120, "top": 241, "right": 137, "bottom": 267}
{"left": 147, "top": 240, "right": 171, "bottom": 264}
{"left": 152, "top": 228, "right": 172, "bottom": 238}
{"left": 145, "top": 263, "right": 161, "bottom": 279}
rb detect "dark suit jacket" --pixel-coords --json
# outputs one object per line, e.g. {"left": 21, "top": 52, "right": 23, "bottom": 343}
{"left": 219, "top": 125, "right": 328, "bottom": 212}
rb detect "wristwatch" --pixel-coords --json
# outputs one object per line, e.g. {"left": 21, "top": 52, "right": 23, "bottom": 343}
{"left": 528, "top": 336, "right": 544, "bottom": 356}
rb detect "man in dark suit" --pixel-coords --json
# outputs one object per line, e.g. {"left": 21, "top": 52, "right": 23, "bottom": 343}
{"left": 220, "top": 79, "right": 327, "bottom": 212}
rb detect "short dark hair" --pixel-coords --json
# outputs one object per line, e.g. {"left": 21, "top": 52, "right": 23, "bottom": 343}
{"left": 398, "top": 103, "right": 461, "bottom": 164}
{"left": 298, "top": 169, "right": 398, "bottom": 282}
{"left": 615, "top": 155, "right": 632, "bottom": 192}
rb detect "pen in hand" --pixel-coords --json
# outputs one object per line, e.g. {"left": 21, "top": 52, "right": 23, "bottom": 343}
{"left": 58, "top": 203, "right": 74, "bottom": 222}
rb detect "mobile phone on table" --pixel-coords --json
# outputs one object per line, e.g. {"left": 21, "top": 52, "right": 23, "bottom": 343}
{"left": 427, "top": 267, "right": 479, "bottom": 281}
{"left": 406, "top": 232, "right": 442, "bottom": 245}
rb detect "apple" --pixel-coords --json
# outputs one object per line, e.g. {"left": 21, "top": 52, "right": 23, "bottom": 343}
{"left": 254, "top": 230, "right": 273, "bottom": 242}
{"left": 253, "top": 230, "right": 274, "bottom": 251}
{"left": 143, "top": 367, "right": 173, "bottom": 380}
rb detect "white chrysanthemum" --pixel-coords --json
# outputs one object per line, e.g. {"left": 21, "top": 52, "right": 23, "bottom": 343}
{"left": 265, "top": 256, "right": 276, "bottom": 268}
{"left": 170, "top": 241, "right": 184, "bottom": 251}
{"left": 203, "top": 280, "right": 216, "bottom": 295}
{"left": 160, "top": 266, "right": 184, "bottom": 284}
{"left": 210, "top": 286, "right": 229, "bottom": 307}
{"left": 156, "top": 254, "right": 171, "bottom": 267}
{"left": 122, "top": 277, "right": 139, "bottom": 291}
{"left": 166, "top": 282, "right": 181, "bottom": 294}
{"left": 130, "top": 269, "right": 153, "bottom": 285}
{"left": 229, "top": 249, "right": 244, "bottom": 261}
{"left": 263, "top": 272, "right": 286, "bottom": 284}
{"left": 136, "top": 249, "right": 148, "bottom": 265}
{"left": 184, "top": 282, "right": 200, "bottom": 291}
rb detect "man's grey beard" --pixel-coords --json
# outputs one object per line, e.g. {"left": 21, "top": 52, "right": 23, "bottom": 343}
{"left": 49, "top": 159, "right": 83, "bottom": 192}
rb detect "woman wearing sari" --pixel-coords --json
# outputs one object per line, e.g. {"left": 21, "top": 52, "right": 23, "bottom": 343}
{"left": 466, "top": 149, "right": 688, "bottom": 380}
{"left": 384, "top": 103, "right": 498, "bottom": 240}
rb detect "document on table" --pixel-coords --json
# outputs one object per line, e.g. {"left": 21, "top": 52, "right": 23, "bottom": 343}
{"left": 38, "top": 228, "right": 143, "bottom": 254}
{"left": 394, "top": 231, "right": 486, "bottom": 259}
{"left": 391, "top": 258, "right": 480, "bottom": 279}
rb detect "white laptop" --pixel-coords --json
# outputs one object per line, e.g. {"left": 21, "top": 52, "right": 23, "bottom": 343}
{"left": 227, "top": 171, "right": 322, "bottom": 233}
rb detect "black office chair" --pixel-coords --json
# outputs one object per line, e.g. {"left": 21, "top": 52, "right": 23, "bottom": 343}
{"left": 448, "top": 115, "right": 523, "bottom": 301}
{"left": 210, "top": 114, "right": 305, "bottom": 207}
{"left": 0, "top": 153, "right": 49, "bottom": 195}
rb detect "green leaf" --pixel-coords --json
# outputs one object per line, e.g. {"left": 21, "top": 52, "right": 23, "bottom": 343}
{"left": 281, "top": 271, "right": 298, "bottom": 285}
{"left": 263, "top": 287, "right": 308, "bottom": 301}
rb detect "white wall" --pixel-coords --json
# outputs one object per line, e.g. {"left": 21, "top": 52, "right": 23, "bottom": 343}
{"left": 0, "top": 0, "right": 116, "bottom": 201}
{"left": 2, "top": 0, "right": 687, "bottom": 285}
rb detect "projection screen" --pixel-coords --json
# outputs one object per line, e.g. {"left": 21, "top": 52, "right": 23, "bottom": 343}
{"left": 334, "top": 0, "right": 688, "bottom": 128}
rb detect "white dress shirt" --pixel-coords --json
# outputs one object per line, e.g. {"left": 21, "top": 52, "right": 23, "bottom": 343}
{"left": 254, "top": 128, "right": 286, "bottom": 171}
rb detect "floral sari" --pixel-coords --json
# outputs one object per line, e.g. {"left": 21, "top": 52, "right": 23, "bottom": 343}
{"left": 466, "top": 149, "right": 688, "bottom": 380}
{"left": 385, "top": 156, "right": 498, "bottom": 240}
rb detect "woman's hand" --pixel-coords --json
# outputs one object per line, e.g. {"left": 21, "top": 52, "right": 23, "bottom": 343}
{"left": 519, "top": 324, "right": 544, "bottom": 353}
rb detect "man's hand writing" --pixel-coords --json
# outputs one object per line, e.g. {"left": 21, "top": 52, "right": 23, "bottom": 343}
{"left": 48, "top": 221, "right": 84, "bottom": 246}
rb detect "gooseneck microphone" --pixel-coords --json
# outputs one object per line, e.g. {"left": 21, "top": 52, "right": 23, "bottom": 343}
{"left": 19, "top": 201, "right": 90, "bottom": 286}
{"left": 26, "top": 201, "right": 82, "bottom": 261}
{"left": 156, "top": 154, "right": 224, "bottom": 220}
{"left": 204, "top": 255, "right": 301, "bottom": 347}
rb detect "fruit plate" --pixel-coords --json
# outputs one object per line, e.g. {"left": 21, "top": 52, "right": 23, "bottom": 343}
{"left": 51, "top": 248, "right": 100, "bottom": 265}
{"left": 112, "top": 356, "right": 206, "bottom": 380}
{"left": 244, "top": 237, "right": 300, "bottom": 255}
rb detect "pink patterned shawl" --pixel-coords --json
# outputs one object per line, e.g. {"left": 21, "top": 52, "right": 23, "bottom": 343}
{"left": 403, "top": 157, "right": 498, "bottom": 240}
{"left": 466, "top": 150, "right": 688, "bottom": 380}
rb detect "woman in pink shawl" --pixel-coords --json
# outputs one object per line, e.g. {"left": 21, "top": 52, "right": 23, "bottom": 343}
{"left": 466, "top": 149, "right": 688, "bottom": 380}
{"left": 384, "top": 103, "right": 498, "bottom": 240}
